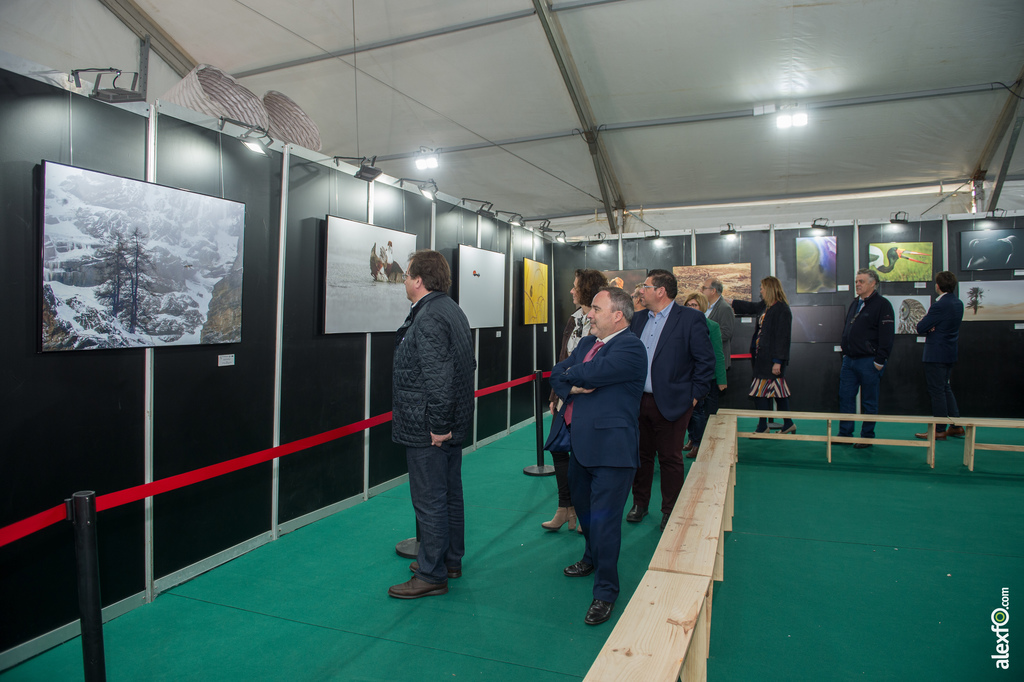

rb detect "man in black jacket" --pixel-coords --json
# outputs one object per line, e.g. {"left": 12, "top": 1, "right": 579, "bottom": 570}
{"left": 388, "top": 250, "right": 475, "bottom": 599}
{"left": 838, "top": 268, "right": 895, "bottom": 447}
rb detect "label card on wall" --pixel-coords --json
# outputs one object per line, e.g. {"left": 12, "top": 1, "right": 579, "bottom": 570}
{"left": 916, "top": 337, "right": 926, "bottom": 343}
{"left": 741, "top": 317, "right": 753, "bottom": 323}
{"left": 838, "top": 284, "right": 850, "bottom": 291}
{"left": 914, "top": 282, "right": 927, "bottom": 289}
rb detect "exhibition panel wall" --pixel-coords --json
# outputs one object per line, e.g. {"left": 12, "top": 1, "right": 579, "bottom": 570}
{"left": 0, "top": 69, "right": 148, "bottom": 654}
{"left": 151, "top": 114, "right": 280, "bottom": 579}
{"left": 1, "top": 66, "right": 554, "bottom": 663}
{"left": 552, "top": 221, "right": 1022, "bottom": 418}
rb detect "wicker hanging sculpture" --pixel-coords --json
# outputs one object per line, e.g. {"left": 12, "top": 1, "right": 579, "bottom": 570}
{"left": 162, "top": 64, "right": 269, "bottom": 130}
{"left": 263, "top": 90, "right": 322, "bottom": 151}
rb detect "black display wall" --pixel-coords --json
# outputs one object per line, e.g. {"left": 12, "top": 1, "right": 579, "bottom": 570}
{"left": 773, "top": 226, "right": 856, "bottom": 412}
{"left": 150, "top": 115, "right": 280, "bottom": 578}
{"left": 947, "top": 216, "right": 1024, "bottom": 419}
{"left": 510, "top": 228, "right": 553, "bottom": 426}
{"left": 0, "top": 71, "right": 148, "bottom": 651}
{"left": 279, "top": 158, "right": 369, "bottom": 522}
{"left": 477, "top": 217, "right": 512, "bottom": 440}
{"left": 368, "top": 182, "right": 432, "bottom": 489}
{"left": 857, "top": 221, "right": 944, "bottom": 417}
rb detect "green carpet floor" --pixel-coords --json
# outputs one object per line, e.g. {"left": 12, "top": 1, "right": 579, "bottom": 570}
{"left": 3, "top": 417, "right": 1022, "bottom": 681}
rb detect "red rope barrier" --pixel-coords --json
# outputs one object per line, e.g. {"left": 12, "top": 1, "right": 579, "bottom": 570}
{"left": 0, "top": 372, "right": 549, "bottom": 549}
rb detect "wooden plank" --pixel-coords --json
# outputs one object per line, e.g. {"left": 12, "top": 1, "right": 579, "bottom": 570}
{"left": 650, "top": 464, "right": 727, "bottom": 578}
{"left": 927, "top": 423, "right": 936, "bottom": 469}
{"left": 681, "top": 588, "right": 709, "bottom": 682}
{"left": 826, "top": 419, "right": 832, "bottom": 464}
{"left": 720, "top": 409, "right": 1024, "bottom": 429}
{"left": 584, "top": 572, "right": 711, "bottom": 682}
{"left": 965, "top": 425, "right": 976, "bottom": 471}
{"left": 696, "top": 414, "right": 737, "bottom": 466}
{"left": 974, "top": 443, "right": 1024, "bottom": 452}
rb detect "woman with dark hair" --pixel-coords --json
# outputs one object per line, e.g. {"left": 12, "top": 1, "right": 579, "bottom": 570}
{"left": 543, "top": 268, "right": 608, "bottom": 532}
{"left": 731, "top": 276, "right": 795, "bottom": 434}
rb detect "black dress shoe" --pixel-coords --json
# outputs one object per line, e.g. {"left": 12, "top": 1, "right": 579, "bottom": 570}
{"left": 626, "top": 504, "right": 648, "bottom": 523}
{"left": 853, "top": 442, "right": 873, "bottom": 449}
{"left": 660, "top": 513, "right": 670, "bottom": 531}
{"left": 564, "top": 560, "right": 595, "bottom": 578}
{"left": 584, "top": 599, "right": 614, "bottom": 625}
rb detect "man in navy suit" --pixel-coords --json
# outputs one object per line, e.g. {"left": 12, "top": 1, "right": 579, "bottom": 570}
{"left": 628, "top": 269, "right": 716, "bottom": 530}
{"left": 914, "top": 271, "right": 965, "bottom": 440}
{"left": 549, "top": 286, "right": 647, "bottom": 626}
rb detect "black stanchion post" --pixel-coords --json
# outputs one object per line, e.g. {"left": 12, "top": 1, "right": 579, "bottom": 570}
{"left": 68, "top": 491, "right": 106, "bottom": 682}
{"left": 524, "top": 369, "right": 555, "bottom": 476}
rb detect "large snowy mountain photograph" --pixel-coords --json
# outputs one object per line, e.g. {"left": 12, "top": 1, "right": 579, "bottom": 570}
{"left": 41, "top": 161, "right": 245, "bottom": 351}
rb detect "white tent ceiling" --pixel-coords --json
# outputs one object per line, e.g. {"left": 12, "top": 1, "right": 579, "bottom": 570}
{"left": 6, "top": 0, "right": 1024, "bottom": 233}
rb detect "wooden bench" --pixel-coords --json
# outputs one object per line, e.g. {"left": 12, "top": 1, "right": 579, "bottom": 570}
{"left": 584, "top": 414, "right": 737, "bottom": 682}
{"left": 720, "top": 409, "right": 1024, "bottom": 470}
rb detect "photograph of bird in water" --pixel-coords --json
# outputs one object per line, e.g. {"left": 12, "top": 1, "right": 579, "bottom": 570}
{"left": 868, "top": 242, "right": 932, "bottom": 281}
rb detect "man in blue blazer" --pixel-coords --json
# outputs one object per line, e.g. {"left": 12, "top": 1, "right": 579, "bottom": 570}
{"left": 914, "top": 271, "right": 965, "bottom": 440}
{"left": 628, "top": 269, "right": 716, "bottom": 530}
{"left": 549, "top": 286, "right": 647, "bottom": 626}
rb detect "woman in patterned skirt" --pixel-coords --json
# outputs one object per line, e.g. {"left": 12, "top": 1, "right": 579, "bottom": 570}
{"left": 732, "top": 276, "right": 795, "bottom": 434}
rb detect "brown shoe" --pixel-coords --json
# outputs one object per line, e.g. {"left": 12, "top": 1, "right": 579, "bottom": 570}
{"left": 682, "top": 441, "right": 694, "bottom": 452}
{"left": 409, "top": 561, "right": 461, "bottom": 579}
{"left": 915, "top": 431, "right": 947, "bottom": 440}
{"left": 388, "top": 576, "right": 448, "bottom": 599}
{"left": 946, "top": 426, "right": 966, "bottom": 438}
{"left": 685, "top": 447, "right": 698, "bottom": 459}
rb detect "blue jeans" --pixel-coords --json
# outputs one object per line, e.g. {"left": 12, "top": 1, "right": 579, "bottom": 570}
{"left": 838, "top": 356, "right": 884, "bottom": 438}
{"left": 924, "top": 362, "right": 959, "bottom": 432}
{"left": 406, "top": 442, "right": 465, "bottom": 584}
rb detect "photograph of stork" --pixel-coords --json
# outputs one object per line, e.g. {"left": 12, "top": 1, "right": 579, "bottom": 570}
{"left": 796, "top": 236, "right": 838, "bottom": 293}
{"left": 959, "top": 280, "right": 1024, "bottom": 321}
{"left": 867, "top": 242, "right": 933, "bottom": 282}
{"left": 888, "top": 295, "right": 932, "bottom": 334}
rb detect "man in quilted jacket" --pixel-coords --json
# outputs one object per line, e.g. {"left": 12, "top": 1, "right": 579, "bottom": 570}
{"left": 388, "top": 249, "right": 476, "bottom": 599}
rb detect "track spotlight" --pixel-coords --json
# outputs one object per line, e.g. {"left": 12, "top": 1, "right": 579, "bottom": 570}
{"left": 399, "top": 178, "right": 438, "bottom": 201}
{"left": 414, "top": 147, "right": 439, "bottom": 170}
{"left": 219, "top": 117, "right": 274, "bottom": 156}
{"left": 495, "top": 211, "right": 524, "bottom": 227}
{"left": 460, "top": 198, "right": 495, "bottom": 219}
{"left": 333, "top": 155, "right": 383, "bottom": 182}
{"left": 890, "top": 211, "right": 910, "bottom": 224}
{"left": 720, "top": 223, "right": 738, "bottom": 240}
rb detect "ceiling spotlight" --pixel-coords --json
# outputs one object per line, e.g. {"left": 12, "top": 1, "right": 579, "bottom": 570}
{"left": 810, "top": 218, "right": 829, "bottom": 234}
{"left": 792, "top": 112, "right": 808, "bottom": 127}
{"left": 644, "top": 227, "right": 661, "bottom": 241}
{"left": 554, "top": 230, "right": 567, "bottom": 243}
{"left": 890, "top": 211, "right": 910, "bottom": 224}
{"left": 777, "top": 106, "right": 807, "bottom": 129}
{"left": 415, "top": 147, "right": 439, "bottom": 170}
{"left": 720, "top": 223, "right": 738, "bottom": 240}
{"left": 777, "top": 115, "right": 792, "bottom": 129}
{"left": 241, "top": 137, "right": 268, "bottom": 155}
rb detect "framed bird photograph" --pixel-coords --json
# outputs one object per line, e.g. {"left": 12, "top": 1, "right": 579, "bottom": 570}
{"left": 888, "top": 295, "right": 932, "bottom": 334}
{"left": 867, "top": 242, "right": 933, "bottom": 282}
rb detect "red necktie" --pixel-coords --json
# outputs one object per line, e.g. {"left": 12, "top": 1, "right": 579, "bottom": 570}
{"left": 564, "top": 340, "right": 604, "bottom": 425}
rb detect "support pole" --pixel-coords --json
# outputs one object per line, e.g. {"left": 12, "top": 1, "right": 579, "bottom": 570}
{"left": 67, "top": 491, "right": 106, "bottom": 682}
{"left": 524, "top": 369, "right": 555, "bottom": 476}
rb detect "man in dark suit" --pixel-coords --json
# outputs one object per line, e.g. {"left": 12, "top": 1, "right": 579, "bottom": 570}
{"left": 628, "top": 269, "right": 716, "bottom": 530}
{"left": 914, "top": 271, "right": 965, "bottom": 440}
{"left": 549, "top": 286, "right": 647, "bottom": 626}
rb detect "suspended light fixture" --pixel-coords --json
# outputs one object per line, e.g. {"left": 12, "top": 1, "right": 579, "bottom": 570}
{"left": 777, "top": 105, "right": 807, "bottom": 129}
{"left": 415, "top": 147, "right": 439, "bottom": 170}
{"left": 720, "top": 223, "right": 738, "bottom": 240}
{"left": 810, "top": 218, "right": 829, "bottom": 234}
{"left": 889, "top": 211, "right": 910, "bottom": 225}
